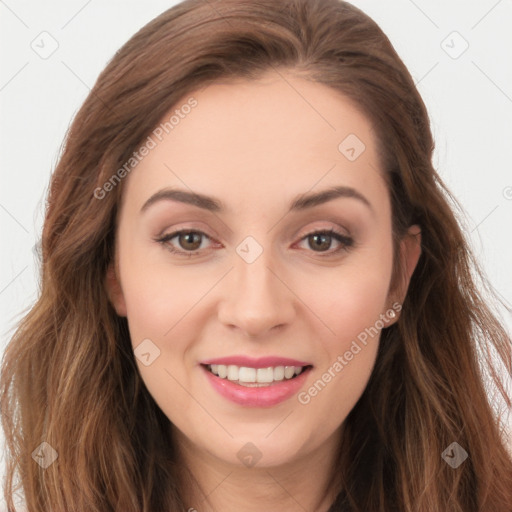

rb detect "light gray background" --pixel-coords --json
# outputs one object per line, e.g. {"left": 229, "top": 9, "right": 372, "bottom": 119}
{"left": 1, "top": 0, "right": 511, "bottom": 506}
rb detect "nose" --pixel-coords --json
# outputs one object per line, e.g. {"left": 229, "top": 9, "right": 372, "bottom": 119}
{"left": 217, "top": 248, "right": 296, "bottom": 338}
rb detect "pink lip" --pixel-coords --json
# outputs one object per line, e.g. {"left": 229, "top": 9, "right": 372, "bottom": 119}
{"left": 200, "top": 355, "right": 311, "bottom": 368}
{"left": 201, "top": 364, "right": 313, "bottom": 407}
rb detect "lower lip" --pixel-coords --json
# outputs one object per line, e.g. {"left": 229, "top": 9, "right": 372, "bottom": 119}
{"left": 202, "top": 365, "right": 312, "bottom": 407}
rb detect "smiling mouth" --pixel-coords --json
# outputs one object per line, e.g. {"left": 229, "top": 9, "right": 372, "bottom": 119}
{"left": 202, "top": 363, "right": 313, "bottom": 387}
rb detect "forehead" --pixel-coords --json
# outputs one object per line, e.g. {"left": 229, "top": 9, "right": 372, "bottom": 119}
{"left": 120, "top": 70, "right": 386, "bottom": 215}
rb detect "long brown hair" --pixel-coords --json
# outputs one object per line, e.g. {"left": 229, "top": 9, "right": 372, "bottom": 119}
{"left": 1, "top": 0, "right": 511, "bottom": 510}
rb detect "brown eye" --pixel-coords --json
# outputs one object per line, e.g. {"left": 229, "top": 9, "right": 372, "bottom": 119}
{"left": 308, "top": 232, "right": 332, "bottom": 252}
{"left": 178, "top": 231, "right": 203, "bottom": 251}
{"left": 299, "top": 229, "right": 354, "bottom": 255}
{"left": 156, "top": 230, "right": 212, "bottom": 256}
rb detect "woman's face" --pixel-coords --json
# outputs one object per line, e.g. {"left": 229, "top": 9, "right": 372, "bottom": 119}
{"left": 107, "top": 70, "right": 420, "bottom": 469}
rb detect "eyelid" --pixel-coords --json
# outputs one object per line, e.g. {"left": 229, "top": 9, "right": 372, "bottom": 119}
{"left": 294, "top": 221, "right": 351, "bottom": 240}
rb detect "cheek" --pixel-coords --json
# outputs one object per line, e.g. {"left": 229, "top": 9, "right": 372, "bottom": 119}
{"left": 117, "top": 235, "right": 205, "bottom": 341}
{"left": 298, "top": 344, "right": 377, "bottom": 443}
{"left": 295, "top": 277, "right": 388, "bottom": 437}
{"left": 300, "top": 247, "right": 393, "bottom": 346}
{"left": 118, "top": 250, "right": 204, "bottom": 421}
{"left": 293, "top": 244, "right": 392, "bottom": 418}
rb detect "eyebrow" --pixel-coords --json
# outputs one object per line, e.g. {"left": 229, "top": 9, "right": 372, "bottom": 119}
{"left": 140, "top": 185, "right": 374, "bottom": 215}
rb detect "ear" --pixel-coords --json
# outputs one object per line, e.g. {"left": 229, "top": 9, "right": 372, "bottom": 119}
{"left": 395, "top": 224, "right": 422, "bottom": 304}
{"left": 386, "top": 224, "right": 422, "bottom": 322}
{"left": 105, "top": 262, "right": 127, "bottom": 317}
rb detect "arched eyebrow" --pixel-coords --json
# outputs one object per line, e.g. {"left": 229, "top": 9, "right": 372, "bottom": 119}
{"left": 140, "top": 185, "right": 374, "bottom": 215}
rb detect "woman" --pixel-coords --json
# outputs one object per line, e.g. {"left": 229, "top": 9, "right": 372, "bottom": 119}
{"left": 1, "top": 0, "right": 511, "bottom": 510}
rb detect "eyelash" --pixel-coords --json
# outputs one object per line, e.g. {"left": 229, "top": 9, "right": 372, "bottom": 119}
{"left": 154, "top": 228, "right": 354, "bottom": 258}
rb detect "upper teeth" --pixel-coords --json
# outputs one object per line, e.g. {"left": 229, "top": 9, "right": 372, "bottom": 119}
{"left": 208, "top": 364, "right": 305, "bottom": 384}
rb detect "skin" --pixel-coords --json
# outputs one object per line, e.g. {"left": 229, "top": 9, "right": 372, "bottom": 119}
{"left": 106, "top": 69, "right": 422, "bottom": 512}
